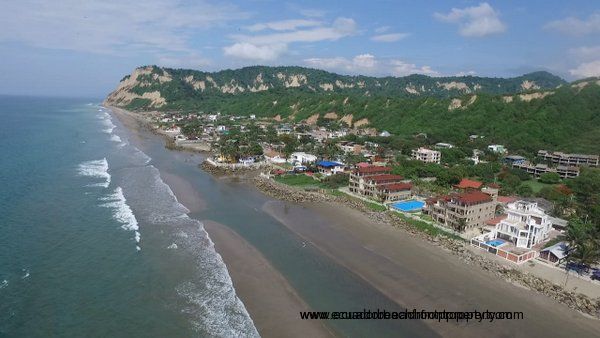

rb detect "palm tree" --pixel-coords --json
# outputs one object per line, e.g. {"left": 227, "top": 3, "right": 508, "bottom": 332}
{"left": 563, "top": 218, "right": 600, "bottom": 286}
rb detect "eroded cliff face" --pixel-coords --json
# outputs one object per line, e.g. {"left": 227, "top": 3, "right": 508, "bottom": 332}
{"left": 105, "top": 65, "right": 566, "bottom": 111}
{"left": 104, "top": 66, "right": 169, "bottom": 108}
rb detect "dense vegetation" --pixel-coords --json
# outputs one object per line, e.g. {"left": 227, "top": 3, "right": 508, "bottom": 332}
{"left": 109, "top": 66, "right": 600, "bottom": 154}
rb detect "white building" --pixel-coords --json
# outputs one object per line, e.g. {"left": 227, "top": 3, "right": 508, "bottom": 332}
{"left": 494, "top": 201, "right": 552, "bottom": 249}
{"left": 411, "top": 147, "right": 441, "bottom": 164}
{"left": 435, "top": 142, "right": 454, "bottom": 149}
{"left": 487, "top": 144, "right": 506, "bottom": 153}
{"left": 289, "top": 152, "right": 317, "bottom": 165}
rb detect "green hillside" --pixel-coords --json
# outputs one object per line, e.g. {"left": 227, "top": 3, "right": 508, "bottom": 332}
{"left": 105, "top": 66, "right": 600, "bottom": 154}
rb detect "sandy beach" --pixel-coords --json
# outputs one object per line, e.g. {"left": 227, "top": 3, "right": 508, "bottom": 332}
{"left": 203, "top": 220, "right": 334, "bottom": 338}
{"left": 264, "top": 200, "right": 600, "bottom": 337}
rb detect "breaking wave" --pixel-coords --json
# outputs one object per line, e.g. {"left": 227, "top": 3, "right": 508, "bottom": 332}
{"left": 100, "top": 186, "right": 141, "bottom": 251}
{"left": 78, "top": 158, "right": 111, "bottom": 188}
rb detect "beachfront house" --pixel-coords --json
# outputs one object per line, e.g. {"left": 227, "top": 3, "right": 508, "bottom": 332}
{"left": 289, "top": 152, "right": 317, "bottom": 166}
{"left": 424, "top": 188, "right": 498, "bottom": 230}
{"left": 494, "top": 201, "right": 552, "bottom": 249}
{"left": 349, "top": 165, "right": 411, "bottom": 202}
{"left": 539, "top": 242, "right": 568, "bottom": 265}
{"left": 316, "top": 161, "right": 345, "bottom": 176}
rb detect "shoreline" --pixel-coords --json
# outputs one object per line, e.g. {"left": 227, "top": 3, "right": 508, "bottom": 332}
{"left": 108, "top": 105, "right": 600, "bottom": 336}
{"left": 203, "top": 220, "right": 334, "bottom": 338}
{"left": 108, "top": 106, "right": 334, "bottom": 337}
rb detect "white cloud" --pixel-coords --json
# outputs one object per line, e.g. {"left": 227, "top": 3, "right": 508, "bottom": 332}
{"left": 371, "top": 33, "right": 409, "bottom": 42}
{"left": 245, "top": 19, "right": 321, "bottom": 32}
{"left": 390, "top": 60, "right": 440, "bottom": 76}
{"left": 298, "top": 8, "right": 327, "bottom": 18}
{"left": 305, "top": 54, "right": 377, "bottom": 73}
{"left": 569, "top": 45, "right": 600, "bottom": 60}
{"left": 375, "top": 26, "right": 390, "bottom": 33}
{"left": 225, "top": 17, "right": 357, "bottom": 61}
{"left": 434, "top": 2, "right": 506, "bottom": 37}
{"left": 223, "top": 43, "right": 287, "bottom": 61}
{"left": 545, "top": 13, "right": 600, "bottom": 36}
{"left": 455, "top": 70, "right": 477, "bottom": 76}
{"left": 232, "top": 17, "right": 357, "bottom": 45}
{"left": 157, "top": 53, "right": 212, "bottom": 68}
{"left": 0, "top": 0, "right": 246, "bottom": 54}
{"left": 569, "top": 60, "right": 600, "bottom": 78}
{"left": 304, "top": 54, "right": 438, "bottom": 77}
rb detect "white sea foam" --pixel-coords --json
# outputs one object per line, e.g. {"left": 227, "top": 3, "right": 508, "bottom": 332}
{"left": 78, "top": 158, "right": 111, "bottom": 188}
{"left": 100, "top": 187, "right": 141, "bottom": 248}
{"left": 110, "top": 134, "right": 122, "bottom": 143}
{"left": 22, "top": 269, "right": 30, "bottom": 279}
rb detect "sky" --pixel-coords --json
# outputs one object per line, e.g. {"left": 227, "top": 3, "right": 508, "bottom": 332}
{"left": 1, "top": 0, "right": 599, "bottom": 97}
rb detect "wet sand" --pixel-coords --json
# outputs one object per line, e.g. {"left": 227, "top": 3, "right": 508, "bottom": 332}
{"left": 263, "top": 200, "right": 600, "bottom": 337}
{"left": 203, "top": 220, "right": 334, "bottom": 338}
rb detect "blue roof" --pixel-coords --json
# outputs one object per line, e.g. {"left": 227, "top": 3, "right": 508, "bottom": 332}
{"left": 316, "top": 160, "right": 343, "bottom": 168}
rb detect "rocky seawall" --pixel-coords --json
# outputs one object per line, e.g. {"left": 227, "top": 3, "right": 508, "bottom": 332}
{"left": 252, "top": 177, "right": 600, "bottom": 318}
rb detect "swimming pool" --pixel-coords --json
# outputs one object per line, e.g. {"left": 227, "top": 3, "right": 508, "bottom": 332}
{"left": 486, "top": 239, "right": 506, "bottom": 247}
{"left": 390, "top": 200, "right": 425, "bottom": 212}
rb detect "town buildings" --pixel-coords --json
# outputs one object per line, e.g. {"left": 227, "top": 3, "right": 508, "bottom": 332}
{"left": 316, "top": 161, "right": 345, "bottom": 176}
{"left": 411, "top": 147, "right": 441, "bottom": 164}
{"left": 538, "top": 150, "right": 598, "bottom": 167}
{"left": 511, "top": 162, "right": 580, "bottom": 179}
{"left": 349, "top": 165, "right": 412, "bottom": 202}
{"left": 487, "top": 144, "right": 506, "bottom": 153}
{"left": 289, "top": 152, "right": 317, "bottom": 165}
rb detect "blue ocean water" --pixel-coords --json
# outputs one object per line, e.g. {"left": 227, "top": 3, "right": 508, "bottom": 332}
{"left": 0, "top": 96, "right": 257, "bottom": 337}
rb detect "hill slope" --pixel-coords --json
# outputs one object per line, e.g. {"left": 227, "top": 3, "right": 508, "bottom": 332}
{"left": 105, "top": 66, "right": 600, "bottom": 153}
{"left": 105, "top": 65, "right": 565, "bottom": 110}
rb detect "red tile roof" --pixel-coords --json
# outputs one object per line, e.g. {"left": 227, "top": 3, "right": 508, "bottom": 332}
{"left": 497, "top": 196, "right": 518, "bottom": 204}
{"left": 377, "top": 182, "right": 412, "bottom": 191}
{"left": 485, "top": 214, "right": 507, "bottom": 226}
{"left": 355, "top": 165, "right": 392, "bottom": 174}
{"left": 454, "top": 178, "right": 483, "bottom": 190}
{"left": 367, "top": 174, "right": 404, "bottom": 183}
{"left": 453, "top": 191, "right": 493, "bottom": 205}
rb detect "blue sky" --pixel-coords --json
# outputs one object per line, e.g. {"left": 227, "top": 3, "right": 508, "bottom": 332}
{"left": 1, "top": 0, "right": 599, "bottom": 97}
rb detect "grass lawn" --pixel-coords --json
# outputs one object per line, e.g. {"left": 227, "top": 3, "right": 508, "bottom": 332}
{"left": 522, "top": 179, "right": 556, "bottom": 193}
{"left": 394, "top": 213, "right": 464, "bottom": 241}
{"left": 274, "top": 174, "right": 319, "bottom": 187}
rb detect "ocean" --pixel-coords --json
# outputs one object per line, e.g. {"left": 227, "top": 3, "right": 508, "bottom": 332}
{"left": 0, "top": 96, "right": 258, "bottom": 337}
{"left": 0, "top": 96, "right": 436, "bottom": 337}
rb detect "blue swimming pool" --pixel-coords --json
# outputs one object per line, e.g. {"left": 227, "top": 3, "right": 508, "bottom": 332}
{"left": 390, "top": 200, "right": 425, "bottom": 212}
{"left": 486, "top": 239, "right": 506, "bottom": 247}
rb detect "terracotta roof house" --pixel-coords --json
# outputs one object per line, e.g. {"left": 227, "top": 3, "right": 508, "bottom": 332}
{"left": 454, "top": 178, "right": 483, "bottom": 190}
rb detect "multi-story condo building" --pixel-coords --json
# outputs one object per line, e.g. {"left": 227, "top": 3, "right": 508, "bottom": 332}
{"left": 538, "top": 150, "right": 598, "bottom": 167}
{"left": 349, "top": 165, "right": 411, "bottom": 202}
{"left": 425, "top": 188, "right": 497, "bottom": 230}
{"left": 511, "top": 162, "right": 580, "bottom": 179}
{"left": 411, "top": 147, "right": 441, "bottom": 164}
{"left": 494, "top": 201, "right": 552, "bottom": 249}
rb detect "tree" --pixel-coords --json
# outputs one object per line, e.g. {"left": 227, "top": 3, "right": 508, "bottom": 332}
{"left": 454, "top": 218, "right": 468, "bottom": 233}
{"left": 539, "top": 172, "right": 561, "bottom": 184}
{"left": 517, "top": 184, "right": 534, "bottom": 197}
{"left": 567, "top": 168, "right": 600, "bottom": 226}
{"left": 564, "top": 218, "right": 600, "bottom": 284}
